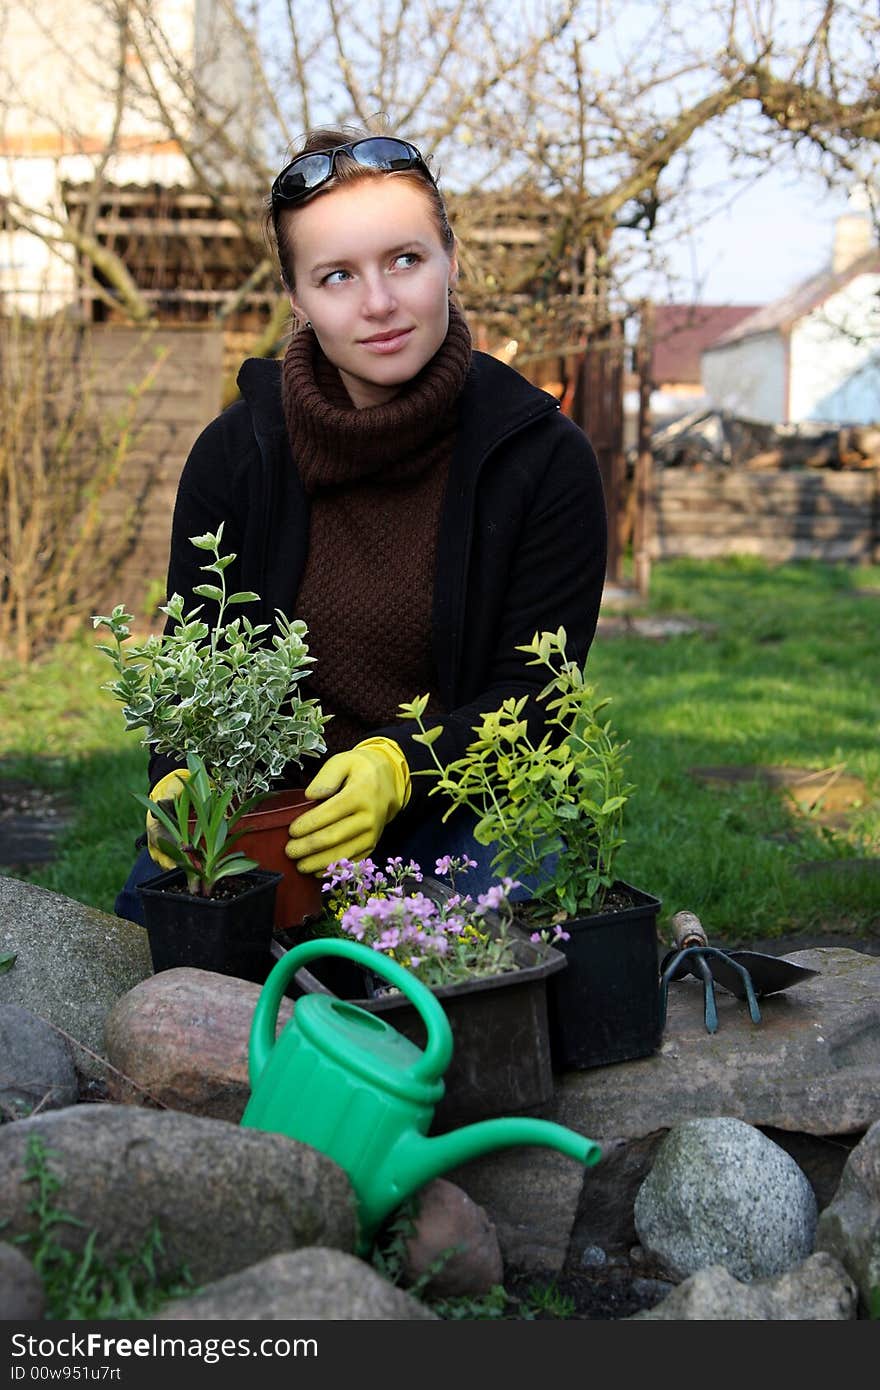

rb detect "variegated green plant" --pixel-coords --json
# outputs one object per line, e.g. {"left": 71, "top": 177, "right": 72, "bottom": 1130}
{"left": 93, "top": 524, "right": 327, "bottom": 802}
{"left": 135, "top": 751, "right": 260, "bottom": 897}
{"left": 400, "top": 628, "right": 633, "bottom": 921}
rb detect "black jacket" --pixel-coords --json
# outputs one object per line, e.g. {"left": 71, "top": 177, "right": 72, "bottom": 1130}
{"left": 152, "top": 350, "right": 608, "bottom": 816}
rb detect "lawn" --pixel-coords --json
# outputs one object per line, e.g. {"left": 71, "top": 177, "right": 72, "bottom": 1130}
{"left": 1, "top": 557, "right": 878, "bottom": 942}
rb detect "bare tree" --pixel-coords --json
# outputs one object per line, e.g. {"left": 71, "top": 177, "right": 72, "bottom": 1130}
{"left": 1, "top": 0, "right": 878, "bottom": 360}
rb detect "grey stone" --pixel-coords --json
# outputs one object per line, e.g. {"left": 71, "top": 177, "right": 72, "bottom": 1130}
{"left": 0, "top": 1241, "right": 45, "bottom": 1320}
{"left": 557, "top": 949, "right": 880, "bottom": 1139}
{"left": 157, "top": 1248, "right": 438, "bottom": 1320}
{"left": 630, "top": 1252, "right": 857, "bottom": 1320}
{"left": 816, "top": 1117, "right": 880, "bottom": 1315}
{"left": 633, "top": 1117, "right": 817, "bottom": 1281}
{"left": 0, "top": 876, "right": 152, "bottom": 1080}
{"left": 0, "top": 1003, "right": 78, "bottom": 1119}
{"left": 402, "top": 1178, "right": 503, "bottom": 1298}
{"left": 0, "top": 1104, "right": 357, "bottom": 1285}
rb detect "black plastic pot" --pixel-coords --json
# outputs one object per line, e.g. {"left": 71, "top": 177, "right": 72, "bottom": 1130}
{"left": 273, "top": 926, "right": 567, "bottom": 1133}
{"left": 542, "top": 881, "right": 663, "bottom": 1070}
{"left": 139, "top": 867, "right": 282, "bottom": 984}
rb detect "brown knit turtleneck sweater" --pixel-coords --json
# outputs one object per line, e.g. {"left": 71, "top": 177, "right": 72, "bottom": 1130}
{"left": 281, "top": 304, "right": 473, "bottom": 756}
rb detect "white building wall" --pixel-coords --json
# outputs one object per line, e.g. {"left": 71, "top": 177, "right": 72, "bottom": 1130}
{"left": 0, "top": 0, "right": 250, "bottom": 313}
{"left": 788, "top": 273, "right": 880, "bottom": 424}
{"left": 701, "top": 331, "right": 787, "bottom": 424}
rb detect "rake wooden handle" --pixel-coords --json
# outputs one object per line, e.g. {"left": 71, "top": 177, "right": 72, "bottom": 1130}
{"left": 671, "top": 910, "right": 709, "bottom": 950}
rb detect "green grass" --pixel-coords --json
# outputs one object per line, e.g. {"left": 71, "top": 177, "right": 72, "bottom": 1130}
{"left": 590, "top": 557, "right": 880, "bottom": 940}
{"left": 0, "top": 557, "right": 878, "bottom": 941}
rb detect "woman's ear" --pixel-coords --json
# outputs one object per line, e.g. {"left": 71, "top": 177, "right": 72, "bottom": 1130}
{"left": 448, "top": 247, "right": 459, "bottom": 291}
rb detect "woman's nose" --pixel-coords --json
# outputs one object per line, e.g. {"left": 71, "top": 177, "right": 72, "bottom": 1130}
{"left": 361, "top": 272, "right": 396, "bottom": 317}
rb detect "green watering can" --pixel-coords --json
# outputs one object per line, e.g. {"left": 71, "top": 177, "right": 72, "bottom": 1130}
{"left": 241, "top": 938, "right": 602, "bottom": 1252}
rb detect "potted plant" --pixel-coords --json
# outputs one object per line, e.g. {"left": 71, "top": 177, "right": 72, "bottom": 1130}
{"left": 279, "top": 853, "right": 568, "bottom": 1131}
{"left": 135, "top": 750, "right": 283, "bottom": 982}
{"left": 93, "top": 524, "right": 329, "bottom": 931}
{"left": 399, "top": 627, "right": 663, "bottom": 1070}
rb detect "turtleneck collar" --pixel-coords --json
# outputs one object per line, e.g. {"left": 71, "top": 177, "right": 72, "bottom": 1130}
{"left": 281, "top": 301, "right": 473, "bottom": 494}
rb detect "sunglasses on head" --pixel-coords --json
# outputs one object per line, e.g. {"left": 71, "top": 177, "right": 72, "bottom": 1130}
{"left": 271, "top": 137, "right": 436, "bottom": 208}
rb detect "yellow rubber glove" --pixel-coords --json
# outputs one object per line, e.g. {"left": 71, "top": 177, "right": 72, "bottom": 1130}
{"left": 145, "top": 767, "right": 190, "bottom": 869}
{"left": 285, "top": 738, "right": 410, "bottom": 875}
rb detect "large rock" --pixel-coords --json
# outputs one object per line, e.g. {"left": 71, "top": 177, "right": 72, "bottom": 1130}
{"left": 157, "top": 1248, "right": 438, "bottom": 1320}
{"left": 0, "top": 1003, "right": 78, "bottom": 1118}
{"left": 402, "top": 1178, "right": 503, "bottom": 1298}
{"left": 104, "top": 968, "right": 293, "bottom": 1120}
{"left": 633, "top": 1117, "right": 817, "bottom": 1280}
{"left": 816, "top": 1118, "right": 880, "bottom": 1315}
{"left": 559, "top": 948, "right": 880, "bottom": 1139}
{"left": 0, "top": 1242, "right": 45, "bottom": 1320}
{"left": 630, "top": 1252, "right": 857, "bottom": 1320}
{"left": 553, "top": 947, "right": 880, "bottom": 1263}
{"left": 0, "top": 1105, "right": 356, "bottom": 1285}
{"left": 447, "top": 1145, "right": 586, "bottom": 1273}
{"left": 0, "top": 877, "right": 151, "bottom": 1080}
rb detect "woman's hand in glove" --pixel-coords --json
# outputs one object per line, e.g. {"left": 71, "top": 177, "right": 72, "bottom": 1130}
{"left": 145, "top": 768, "right": 190, "bottom": 869}
{"left": 285, "top": 738, "right": 410, "bottom": 875}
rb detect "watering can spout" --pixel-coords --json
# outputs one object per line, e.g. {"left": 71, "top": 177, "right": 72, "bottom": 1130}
{"left": 382, "top": 1117, "right": 602, "bottom": 1215}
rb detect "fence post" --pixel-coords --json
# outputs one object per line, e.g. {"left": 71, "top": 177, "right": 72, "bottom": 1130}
{"left": 633, "top": 301, "right": 654, "bottom": 596}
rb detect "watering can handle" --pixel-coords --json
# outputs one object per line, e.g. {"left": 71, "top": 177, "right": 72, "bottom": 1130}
{"left": 248, "top": 937, "right": 453, "bottom": 1090}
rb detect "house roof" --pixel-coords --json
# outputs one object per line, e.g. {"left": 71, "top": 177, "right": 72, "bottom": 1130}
{"left": 651, "top": 304, "right": 761, "bottom": 385}
{"left": 709, "top": 247, "right": 880, "bottom": 348}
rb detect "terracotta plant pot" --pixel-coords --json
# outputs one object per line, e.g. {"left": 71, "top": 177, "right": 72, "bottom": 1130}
{"left": 235, "top": 789, "right": 323, "bottom": 933}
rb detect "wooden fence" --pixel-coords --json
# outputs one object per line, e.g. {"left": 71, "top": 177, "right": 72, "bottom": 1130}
{"left": 648, "top": 468, "right": 880, "bottom": 565}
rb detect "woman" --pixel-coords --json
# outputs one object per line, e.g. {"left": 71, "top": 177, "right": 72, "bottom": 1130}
{"left": 116, "top": 124, "right": 607, "bottom": 921}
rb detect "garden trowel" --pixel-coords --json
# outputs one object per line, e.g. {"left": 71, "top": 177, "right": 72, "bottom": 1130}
{"left": 659, "top": 909, "right": 820, "bottom": 1033}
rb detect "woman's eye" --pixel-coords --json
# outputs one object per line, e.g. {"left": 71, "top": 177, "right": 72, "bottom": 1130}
{"left": 394, "top": 252, "right": 420, "bottom": 269}
{"left": 322, "top": 268, "right": 351, "bottom": 285}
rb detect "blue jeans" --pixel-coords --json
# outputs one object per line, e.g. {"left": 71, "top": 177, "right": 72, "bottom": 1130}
{"left": 114, "top": 805, "right": 543, "bottom": 925}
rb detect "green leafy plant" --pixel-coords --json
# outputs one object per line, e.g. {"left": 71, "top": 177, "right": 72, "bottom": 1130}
{"left": 93, "top": 524, "right": 327, "bottom": 802}
{"left": 13, "top": 1135, "right": 195, "bottom": 1319}
{"left": 318, "top": 854, "right": 523, "bottom": 987}
{"left": 400, "top": 627, "right": 634, "bottom": 922}
{"left": 134, "top": 751, "right": 261, "bottom": 897}
{"left": 519, "top": 1278, "right": 576, "bottom": 1318}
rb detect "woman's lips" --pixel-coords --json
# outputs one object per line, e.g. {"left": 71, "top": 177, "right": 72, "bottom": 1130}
{"left": 359, "top": 328, "right": 414, "bottom": 354}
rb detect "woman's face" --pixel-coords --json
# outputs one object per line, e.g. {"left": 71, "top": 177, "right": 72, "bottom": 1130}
{"left": 286, "top": 177, "right": 458, "bottom": 409}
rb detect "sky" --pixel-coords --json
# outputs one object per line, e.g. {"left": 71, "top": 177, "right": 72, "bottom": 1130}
{"left": 663, "top": 170, "right": 854, "bottom": 308}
